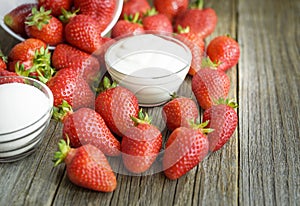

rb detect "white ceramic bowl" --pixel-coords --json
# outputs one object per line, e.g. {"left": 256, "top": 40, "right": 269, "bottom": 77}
{"left": 0, "top": 76, "right": 53, "bottom": 162}
{"left": 0, "top": 0, "right": 123, "bottom": 49}
{"left": 105, "top": 33, "right": 192, "bottom": 107}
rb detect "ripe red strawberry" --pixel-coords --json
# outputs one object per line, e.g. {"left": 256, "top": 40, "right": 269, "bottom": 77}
{"left": 60, "top": 107, "right": 121, "bottom": 156}
{"left": 74, "top": 0, "right": 116, "bottom": 32}
{"left": 163, "top": 122, "right": 211, "bottom": 180}
{"left": 111, "top": 14, "right": 145, "bottom": 38}
{"left": 0, "top": 70, "right": 23, "bottom": 84}
{"left": 202, "top": 99, "right": 238, "bottom": 152}
{"left": 54, "top": 139, "right": 117, "bottom": 192}
{"left": 162, "top": 94, "right": 199, "bottom": 131}
{"left": 192, "top": 67, "right": 230, "bottom": 110}
{"left": 38, "top": 0, "right": 73, "bottom": 17}
{"left": 8, "top": 38, "right": 55, "bottom": 83}
{"left": 176, "top": 26, "right": 205, "bottom": 76}
{"left": 153, "top": 0, "right": 188, "bottom": 22}
{"left": 64, "top": 14, "right": 105, "bottom": 54}
{"left": 175, "top": 0, "right": 217, "bottom": 39}
{"left": 46, "top": 67, "right": 95, "bottom": 110}
{"left": 0, "top": 49, "right": 7, "bottom": 70}
{"left": 25, "top": 7, "right": 64, "bottom": 46}
{"left": 142, "top": 8, "right": 173, "bottom": 33}
{"left": 206, "top": 35, "right": 240, "bottom": 72}
{"left": 52, "top": 44, "right": 101, "bottom": 85}
{"left": 4, "top": 3, "right": 37, "bottom": 38}
{"left": 121, "top": 110, "right": 162, "bottom": 173}
{"left": 121, "top": 0, "right": 151, "bottom": 20}
{"left": 95, "top": 77, "right": 139, "bottom": 137}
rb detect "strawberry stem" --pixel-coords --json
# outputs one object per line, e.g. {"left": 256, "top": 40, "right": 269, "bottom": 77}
{"left": 131, "top": 109, "right": 152, "bottom": 125}
{"left": 216, "top": 98, "right": 239, "bottom": 108}
{"left": 59, "top": 8, "right": 79, "bottom": 24}
{"left": 53, "top": 138, "right": 71, "bottom": 166}
{"left": 189, "top": 120, "right": 214, "bottom": 134}
{"left": 52, "top": 100, "right": 73, "bottom": 122}
{"left": 201, "top": 57, "right": 220, "bottom": 69}
{"left": 0, "top": 48, "right": 7, "bottom": 63}
{"left": 25, "top": 6, "right": 52, "bottom": 30}
{"left": 144, "top": 8, "right": 158, "bottom": 17}
{"left": 191, "top": 0, "right": 204, "bottom": 9}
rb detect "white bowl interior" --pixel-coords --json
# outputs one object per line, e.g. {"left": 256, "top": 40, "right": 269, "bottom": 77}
{"left": 105, "top": 33, "right": 192, "bottom": 107}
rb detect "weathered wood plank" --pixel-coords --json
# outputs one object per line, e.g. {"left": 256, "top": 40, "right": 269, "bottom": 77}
{"left": 238, "top": 0, "right": 300, "bottom": 205}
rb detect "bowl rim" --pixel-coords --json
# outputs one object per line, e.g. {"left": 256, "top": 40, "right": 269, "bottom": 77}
{"left": 104, "top": 32, "right": 192, "bottom": 80}
{"left": 0, "top": 76, "right": 53, "bottom": 136}
{"left": 0, "top": 0, "right": 123, "bottom": 49}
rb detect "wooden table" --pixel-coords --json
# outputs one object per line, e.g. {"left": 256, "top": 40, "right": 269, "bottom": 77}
{"left": 0, "top": 0, "right": 299, "bottom": 205}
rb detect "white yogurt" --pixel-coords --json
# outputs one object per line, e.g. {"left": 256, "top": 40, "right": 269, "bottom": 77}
{"left": 105, "top": 34, "right": 192, "bottom": 106}
{"left": 0, "top": 83, "right": 50, "bottom": 134}
{"left": 0, "top": 80, "right": 53, "bottom": 161}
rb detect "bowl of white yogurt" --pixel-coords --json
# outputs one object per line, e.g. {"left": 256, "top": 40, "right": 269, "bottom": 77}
{"left": 0, "top": 76, "right": 53, "bottom": 162}
{"left": 104, "top": 32, "right": 192, "bottom": 107}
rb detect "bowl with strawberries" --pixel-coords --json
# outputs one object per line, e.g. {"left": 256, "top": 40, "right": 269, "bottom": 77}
{"left": 0, "top": 0, "right": 123, "bottom": 49}
{"left": 104, "top": 32, "right": 192, "bottom": 107}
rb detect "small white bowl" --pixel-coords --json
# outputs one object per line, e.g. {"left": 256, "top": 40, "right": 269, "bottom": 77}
{"left": 0, "top": 76, "right": 53, "bottom": 162}
{"left": 105, "top": 33, "right": 192, "bottom": 107}
{"left": 0, "top": 0, "right": 123, "bottom": 49}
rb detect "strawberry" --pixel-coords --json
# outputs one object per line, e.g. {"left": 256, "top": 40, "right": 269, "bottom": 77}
{"left": 162, "top": 94, "right": 199, "bottom": 131}
{"left": 64, "top": 14, "right": 105, "bottom": 54}
{"left": 111, "top": 14, "right": 145, "bottom": 38}
{"left": 7, "top": 38, "right": 55, "bottom": 83}
{"left": 175, "top": 0, "right": 217, "bottom": 39}
{"left": 121, "top": 0, "right": 151, "bottom": 20}
{"left": 38, "top": 0, "right": 73, "bottom": 17}
{"left": 0, "top": 70, "right": 23, "bottom": 84}
{"left": 121, "top": 110, "right": 162, "bottom": 173}
{"left": 163, "top": 121, "right": 211, "bottom": 180}
{"left": 202, "top": 99, "right": 238, "bottom": 152}
{"left": 153, "top": 0, "right": 188, "bottom": 23}
{"left": 4, "top": 3, "right": 37, "bottom": 38}
{"left": 142, "top": 8, "right": 173, "bottom": 33}
{"left": 206, "top": 35, "right": 240, "bottom": 72}
{"left": 58, "top": 106, "right": 121, "bottom": 156}
{"left": 46, "top": 67, "right": 95, "bottom": 110}
{"left": 53, "top": 139, "right": 117, "bottom": 192}
{"left": 52, "top": 44, "right": 101, "bottom": 85}
{"left": 74, "top": 0, "right": 116, "bottom": 32}
{"left": 0, "top": 49, "right": 7, "bottom": 70}
{"left": 95, "top": 77, "right": 139, "bottom": 137}
{"left": 25, "top": 7, "right": 64, "bottom": 46}
{"left": 176, "top": 26, "right": 205, "bottom": 76}
{"left": 192, "top": 67, "right": 230, "bottom": 110}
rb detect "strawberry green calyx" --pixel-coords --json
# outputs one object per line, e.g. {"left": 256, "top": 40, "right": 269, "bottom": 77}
{"left": 53, "top": 138, "right": 71, "bottom": 166}
{"left": 124, "top": 13, "right": 142, "bottom": 24}
{"left": 0, "top": 49, "right": 7, "bottom": 63}
{"left": 131, "top": 109, "right": 152, "bottom": 126}
{"left": 52, "top": 100, "right": 73, "bottom": 122}
{"left": 15, "top": 46, "right": 55, "bottom": 83}
{"left": 25, "top": 7, "right": 52, "bottom": 30}
{"left": 189, "top": 120, "right": 214, "bottom": 134}
{"left": 191, "top": 0, "right": 204, "bottom": 9}
{"left": 201, "top": 57, "right": 220, "bottom": 69}
{"left": 98, "top": 76, "right": 118, "bottom": 92}
{"left": 216, "top": 98, "right": 239, "bottom": 108}
{"left": 176, "top": 25, "right": 191, "bottom": 34}
{"left": 59, "top": 8, "right": 79, "bottom": 24}
{"left": 144, "top": 8, "right": 158, "bottom": 17}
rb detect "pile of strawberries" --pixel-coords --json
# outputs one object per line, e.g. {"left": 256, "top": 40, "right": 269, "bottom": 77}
{"left": 0, "top": 0, "right": 240, "bottom": 193}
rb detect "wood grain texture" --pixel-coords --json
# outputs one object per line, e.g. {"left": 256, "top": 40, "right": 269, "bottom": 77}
{"left": 0, "top": 0, "right": 299, "bottom": 205}
{"left": 238, "top": 0, "right": 300, "bottom": 205}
